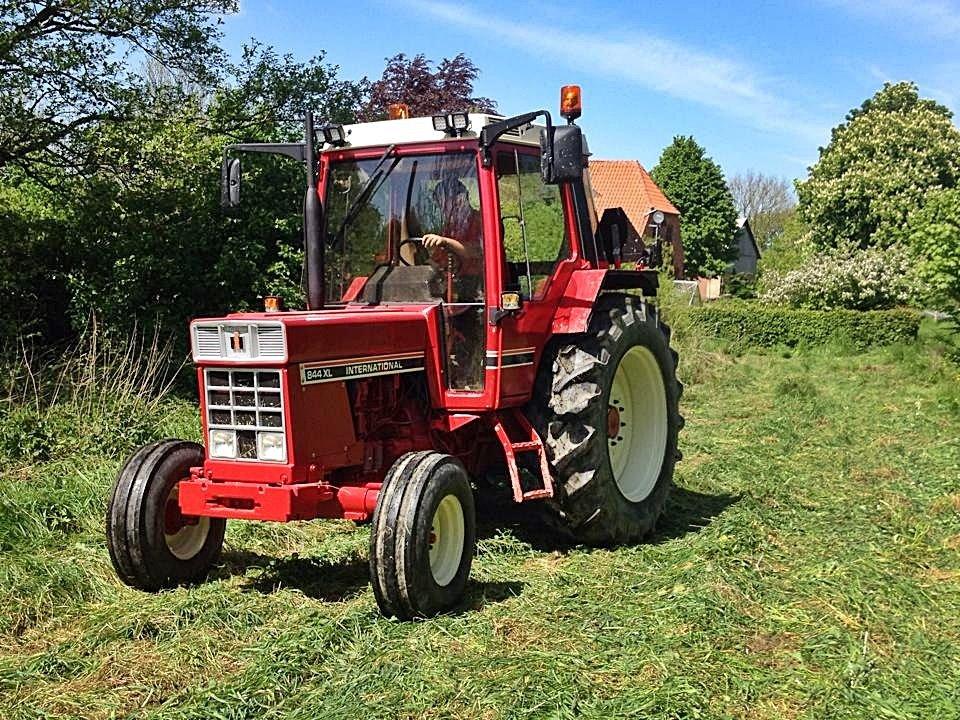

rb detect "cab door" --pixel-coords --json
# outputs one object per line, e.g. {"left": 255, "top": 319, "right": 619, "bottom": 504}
{"left": 491, "top": 146, "right": 577, "bottom": 404}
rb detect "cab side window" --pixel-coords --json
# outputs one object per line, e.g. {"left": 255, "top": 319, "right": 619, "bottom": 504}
{"left": 496, "top": 150, "right": 568, "bottom": 300}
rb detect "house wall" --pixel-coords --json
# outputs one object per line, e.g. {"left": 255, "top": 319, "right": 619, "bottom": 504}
{"left": 733, "top": 228, "right": 758, "bottom": 274}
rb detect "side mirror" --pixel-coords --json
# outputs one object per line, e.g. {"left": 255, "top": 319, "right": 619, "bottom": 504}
{"left": 220, "top": 157, "right": 241, "bottom": 209}
{"left": 540, "top": 125, "right": 584, "bottom": 184}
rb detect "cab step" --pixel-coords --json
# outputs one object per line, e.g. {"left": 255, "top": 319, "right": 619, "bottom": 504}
{"left": 491, "top": 409, "right": 554, "bottom": 503}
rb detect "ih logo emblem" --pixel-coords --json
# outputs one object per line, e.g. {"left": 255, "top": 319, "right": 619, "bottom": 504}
{"left": 230, "top": 330, "right": 244, "bottom": 352}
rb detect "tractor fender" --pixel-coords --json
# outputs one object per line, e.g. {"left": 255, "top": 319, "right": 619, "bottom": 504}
{"left": 551, "top": 270, "right": 606, "bottom": 335}
{"left": 551, "top": 269, "right": 659, "bottom": 335}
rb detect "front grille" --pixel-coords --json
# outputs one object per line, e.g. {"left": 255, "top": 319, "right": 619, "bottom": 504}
{"left": 191, "top": 322, "right": 287, "bottom": 362}
{"left": 205, "top": 369, "right": 286, "bottom": 462}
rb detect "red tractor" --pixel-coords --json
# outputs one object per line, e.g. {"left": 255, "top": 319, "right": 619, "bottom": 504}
{"left": 106, "top": 87, "right": 683, "bottom": 618}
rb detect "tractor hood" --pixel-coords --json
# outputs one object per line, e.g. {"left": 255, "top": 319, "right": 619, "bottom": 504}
{"left": 189, "top": 304, "right": 440, "bottom": 372}
{"left": 190, "top": 304, "right": 444, "bottom": 483}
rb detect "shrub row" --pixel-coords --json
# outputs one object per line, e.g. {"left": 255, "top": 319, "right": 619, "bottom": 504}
{"left": 688, "top": 302, "right": 921, "bottom": 349}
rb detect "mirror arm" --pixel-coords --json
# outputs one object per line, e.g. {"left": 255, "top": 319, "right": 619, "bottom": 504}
{"left": 479, "top": 110, "right": 552, "bottom": 167}
{"left": 225, "top": 142, "right": 307, "bottom": 163}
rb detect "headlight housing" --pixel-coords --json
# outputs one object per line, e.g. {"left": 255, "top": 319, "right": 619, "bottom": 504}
{"left": 209, "top": 429, "right": 237, "bottom": 459}
{"left": 257, "top": 431, "right": 286, "bottom": 462}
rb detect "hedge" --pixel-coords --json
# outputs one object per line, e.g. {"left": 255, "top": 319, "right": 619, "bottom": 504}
{"left": 688, "top": 302, "right": 921, "bottom": 349}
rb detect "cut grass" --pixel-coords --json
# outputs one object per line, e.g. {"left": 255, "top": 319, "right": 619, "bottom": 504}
{"left": 0, "top": 336, "right": 958, "bottom": 719}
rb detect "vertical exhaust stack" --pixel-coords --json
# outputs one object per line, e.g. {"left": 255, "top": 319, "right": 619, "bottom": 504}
{"left": 304, "top": 112, "right": 325, "bottom": 310}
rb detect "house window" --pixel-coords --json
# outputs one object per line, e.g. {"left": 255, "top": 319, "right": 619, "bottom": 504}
{"left": 496, "top": 150, "right": 569, "bottom": 300}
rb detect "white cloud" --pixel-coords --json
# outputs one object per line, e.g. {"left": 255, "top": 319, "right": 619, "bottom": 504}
{"left": 828, "top": 0, "right": 960, "bottom": 38}
{"left": 403, "top": 0, "right": 828, "bottom": 144}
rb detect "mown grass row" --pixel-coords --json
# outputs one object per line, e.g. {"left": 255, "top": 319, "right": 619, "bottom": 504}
{"left": 0, "top": 321, "right": 958, "bottom": 719}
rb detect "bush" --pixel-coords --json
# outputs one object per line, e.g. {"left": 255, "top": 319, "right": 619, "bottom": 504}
{"left": 689, "top": 302, "right": 921, "bottom": 349}
{"left": 760, "top": 243, "right": 916, "bottom": 310}
{"left": 723, "top": 273, "right": 757, "bottom": 299}
{"left": 0, "top": 323, "right": 181, "bottom": 466}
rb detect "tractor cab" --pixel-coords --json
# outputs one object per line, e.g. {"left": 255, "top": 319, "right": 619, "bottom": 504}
{"left": 314, "top": 110, "right": 583, "bottom": 394}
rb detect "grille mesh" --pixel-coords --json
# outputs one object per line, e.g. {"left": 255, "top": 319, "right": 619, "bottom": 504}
{"left": 206, "top": 369, "right": 286, "bottom": 461}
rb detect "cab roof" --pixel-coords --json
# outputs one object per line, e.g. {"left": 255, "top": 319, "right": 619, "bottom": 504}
{"left": 324, "top": 113, "right": 542, "bottom": 151}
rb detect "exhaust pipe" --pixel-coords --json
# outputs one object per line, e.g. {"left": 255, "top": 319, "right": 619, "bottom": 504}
{"left": 304, "top": 112, "right": 325, "bottom": 310}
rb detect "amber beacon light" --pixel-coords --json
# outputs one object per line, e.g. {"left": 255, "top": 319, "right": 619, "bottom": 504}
{"left": 388, "top": 103, "right": 411, "bottom": 119}
{"left": 560, "top": 85, "right": 582, "bottom": 122}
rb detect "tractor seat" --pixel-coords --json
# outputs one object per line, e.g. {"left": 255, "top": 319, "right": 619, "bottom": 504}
{"left": 357, "top": 265, "right": 442, "bottom": 304}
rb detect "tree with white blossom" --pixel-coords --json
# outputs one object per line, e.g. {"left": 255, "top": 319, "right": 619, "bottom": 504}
{"left": 796, "top": 82, "right": 960, "bottom": 249}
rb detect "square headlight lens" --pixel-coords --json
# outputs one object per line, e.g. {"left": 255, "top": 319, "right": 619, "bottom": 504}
{"left": 257, "top": 431, "right": 286, "bottom": 462}
{"left": 209, "top": 429, "right": 237, "bottom": 458}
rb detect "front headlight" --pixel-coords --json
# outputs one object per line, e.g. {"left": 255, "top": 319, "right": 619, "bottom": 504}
{"left": 209, "top": 429, "right": 237, "bottom": 459}
{"left": 257, "top": 431, "right": 286, "bottom": 462}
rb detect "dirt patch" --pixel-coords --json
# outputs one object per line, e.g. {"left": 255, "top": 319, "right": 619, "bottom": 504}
{"left": 850, "top": 466, "right": 903, "bottom": 484}
{"left": 931, "top": 493, "right": 960, "bottom": 514}
{"left": 744, "top": 632, "right": 797, "bottom": 655}
{"left": 925, "top": 568, "right": 960, "bottom": 583}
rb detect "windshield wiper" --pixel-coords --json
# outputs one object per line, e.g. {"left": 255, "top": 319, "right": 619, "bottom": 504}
{"left": 331, "top": 144, "right": 397, "bottom": 248}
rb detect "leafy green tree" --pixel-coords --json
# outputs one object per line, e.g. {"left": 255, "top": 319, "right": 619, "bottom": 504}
{"left": 907, "top": 187, "right": 960, "bottom": 312}
{"left": 797, "top": 82, "right": 960, "bottom": 249}
{"left": 64, "top": 45, "right": 366, "bottom": 338}
{"left": 0, "top": 173, "right": 72, "bottom": 338}
{"left": 651, "top": 136, "right": 738, "bottom": 277}
{"left": 0, "top": 0, "right": 235, "bottom": 174}
{"left": 756, "top": 213, "right": 814, "bottom": 281}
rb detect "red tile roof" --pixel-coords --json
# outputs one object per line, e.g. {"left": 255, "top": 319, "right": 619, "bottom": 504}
{"left": 590, "top": 160, "right": 680, "bottom": 236}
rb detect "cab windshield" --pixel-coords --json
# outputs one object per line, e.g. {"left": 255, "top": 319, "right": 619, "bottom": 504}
{"left": 323, "top": 151, "right": 484, "bottom": 306}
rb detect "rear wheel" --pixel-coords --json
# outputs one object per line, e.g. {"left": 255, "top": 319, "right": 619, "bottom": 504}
{"left": 530, "top": 294, "right": 683, "bottom": 545}
{"left": 369, "top": 452, "right": 476, "bottom": 619}
{"left": 106, "top": 440, "right": 226, "bottom": 590}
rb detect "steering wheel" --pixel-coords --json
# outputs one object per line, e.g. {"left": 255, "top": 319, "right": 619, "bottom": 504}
{"left": 398, "top": 237, "right": 463, "bottom": 274}
{"left": 398, "top": 237, "right": 424, "bottom": 266}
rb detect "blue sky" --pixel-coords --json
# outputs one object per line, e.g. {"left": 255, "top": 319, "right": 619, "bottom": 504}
{"left": 221, "top": 0, "right": 960, "bottom": 183}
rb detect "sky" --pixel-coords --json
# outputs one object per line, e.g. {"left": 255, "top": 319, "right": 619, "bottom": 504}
{"left": 220, "top": 0, "right": 960, "bottom": 183}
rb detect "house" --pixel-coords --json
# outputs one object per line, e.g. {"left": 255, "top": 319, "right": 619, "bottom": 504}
{"left": 731, "top": 217, "right": 761, "bottom": 275}
{"left": 589, "top": 160, "right": 685, "bottom": 278}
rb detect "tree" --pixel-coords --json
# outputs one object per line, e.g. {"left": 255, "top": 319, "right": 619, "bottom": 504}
{"left": 0, "top": 41, "right": 367, "bottom": 344}
{"left": 64, "top": 45, "right": 367, "bottom": 338}
{"left": 651, "top": 136, "right": 738, "bottom": 277}
{"left": 0, "top": 0, "right": 234, "bottom": 174}
{"left": 796, "top": 82, "right": 960, "bottom": 249}
{"left": 907, "top": 187, "right": 960, "bottom": 312}
{"left": 360, "top": 53, "right": 496, "bottom": 121}
{"left": 728, "top": 171, "right": 795, "bottom": 248}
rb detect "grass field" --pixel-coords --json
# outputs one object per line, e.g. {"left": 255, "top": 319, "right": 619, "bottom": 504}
{"left": 1, "top": 325, "right": 959, "bottom": 719}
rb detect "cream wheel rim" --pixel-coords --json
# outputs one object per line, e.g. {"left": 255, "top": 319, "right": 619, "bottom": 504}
{"left": 163, "top": 484, "right": 211, "bottom": 561}
{"left": 428, "top": 494, "right": 465, "bottom": 586}
{"left": 607, "top": 345, "right": 668, "bottom": 502}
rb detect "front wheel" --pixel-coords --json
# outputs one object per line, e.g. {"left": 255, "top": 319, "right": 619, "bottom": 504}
{"left": 369, "top": 451, "right": 476, "bottom": 619}
{"left": 530, "top": 294, "right": 683, "bottom": 546}
{"left": 106, "top": 440, "right": 226, "bottom": 590}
